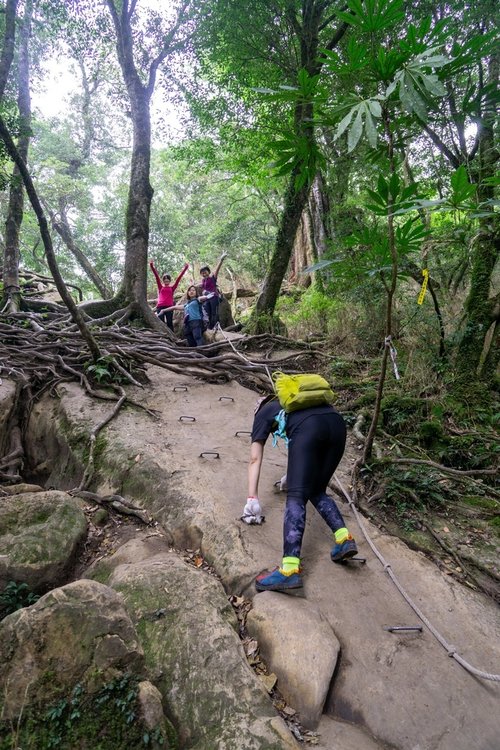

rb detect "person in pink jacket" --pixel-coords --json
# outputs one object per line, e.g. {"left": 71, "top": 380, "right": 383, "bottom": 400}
{"left": 149, "top": 259, "right": 189, "bottom": 331}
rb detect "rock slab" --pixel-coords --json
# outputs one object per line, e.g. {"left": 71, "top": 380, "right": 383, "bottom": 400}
{"left": 247, "top": 592, "right": 341, "bottom": 729}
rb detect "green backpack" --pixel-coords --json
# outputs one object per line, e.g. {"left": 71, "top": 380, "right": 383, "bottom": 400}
{"left": 271, "top": 372, "right": 335, "bottom": 446}
{"left": 272, "top": 372, "right": 335, "bottom": 413}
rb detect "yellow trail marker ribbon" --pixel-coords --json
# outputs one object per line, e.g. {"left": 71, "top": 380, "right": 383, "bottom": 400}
{"left": 417, "top": 268, "right": 429, "bottom": 305}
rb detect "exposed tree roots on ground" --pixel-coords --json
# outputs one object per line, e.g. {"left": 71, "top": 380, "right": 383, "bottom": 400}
{"left": 0, "top": 309, "right": 325, "bottom": 491}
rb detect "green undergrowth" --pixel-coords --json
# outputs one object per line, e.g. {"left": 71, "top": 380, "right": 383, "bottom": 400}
{"left": 0, "top": 674, "right": 176, "bottom": 750}
{"left": 0, "top": 581, "right": 39, "bottom": 620}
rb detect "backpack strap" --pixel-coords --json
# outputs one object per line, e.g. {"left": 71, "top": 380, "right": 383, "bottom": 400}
{"left": 272, "top": 409, "right": 289, "bottom": 447}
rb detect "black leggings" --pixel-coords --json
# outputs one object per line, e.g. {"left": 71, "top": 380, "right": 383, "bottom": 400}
{"left": 184, "top": 319, "right": 204, "bottom": 347}
{"left": 283, "top": 411, "right": 347, "bottom": 559}
{"left": 157, "top": 307, "right": 174, "bottom": 331}
{"left": 203, "top": 296, "right": 219, "bottom": 328}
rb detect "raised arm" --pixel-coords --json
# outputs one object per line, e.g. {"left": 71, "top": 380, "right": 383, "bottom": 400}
{"left": 213, "top": 251, "right": 228, "bottom": 279}
{"left": 163, "top": 304, "right": 184, "bottom": 312}
{"left": 172, "top": 262, "right": 189, "bottom": 291}
{"left": 149, "top": 260, "right": 162, "bottom": 291}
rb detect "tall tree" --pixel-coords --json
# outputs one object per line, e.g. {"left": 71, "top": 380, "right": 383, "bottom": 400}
{"left": 0, "top": 0, "right": 18, "bottom": 98}
{"left": 193, "top": 0, "right": 349, "bottom": 330}
{"left": 2, "top": 0, "right": 33, "bottom": 312}
{"left": 86, "top": 0, "right": 197, "bottom": 328}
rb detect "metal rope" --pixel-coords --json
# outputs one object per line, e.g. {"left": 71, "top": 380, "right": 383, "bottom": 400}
{"left": 333, "top": 473, "right": 500, "bottom": 682}
{"left": 215, "top": 326, "right": 499, "bottom": 681}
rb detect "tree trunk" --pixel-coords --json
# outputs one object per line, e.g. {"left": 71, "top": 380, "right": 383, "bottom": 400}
{"left": 118, "top": 80, "right": 153, "bottom": 314}
{"left": 0, "top": 0, "right": 18, "bottom": 98}
{"left": 455, "top": 54, "right": 499, "bottom": 384}
{"left": 253, "top": 166, "right": 309, "bottom": 324}
{"left": 0, "top": 115, "right": 102, "bottom": 361}
{"left": 47, "top": 200, "right": 113, "bottom": 300}
{"left": 95, "top": 0, "right": 190, "bottom": 332}
{"left": 2, "top": 0, "right": 32, "bottom": 312}
{"left": 290, "top": 209, "right": 313, "bottom": 287}
{"left": 309, "top": 171, "right": 329, "bottom": 260}
{"left": 250, "top": 1, "right": 348, "bottom": 328}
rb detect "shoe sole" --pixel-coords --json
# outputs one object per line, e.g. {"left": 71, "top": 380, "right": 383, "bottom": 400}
{"left": 331, "top": 548, "right": 358, "bottom": 563}
{"left": 255, "top": 581, "right": 303, "bottom": 592}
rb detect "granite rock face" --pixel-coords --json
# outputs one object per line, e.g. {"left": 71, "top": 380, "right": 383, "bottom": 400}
{"left": 0, "top": 490, "right": 87, "bottom": 591}
{"left": 0, "top": 579, "right": 144, "bottom": 719}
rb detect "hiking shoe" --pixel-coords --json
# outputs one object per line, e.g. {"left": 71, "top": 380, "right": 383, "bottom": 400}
{"left": 241, "top": 512, "right": 265, "bottom": 525}
{"left": 331, "top": 537, "right": 358, "bottom": 563}
{"left": 255, "top": 567, "right": 303, "bottom": 592}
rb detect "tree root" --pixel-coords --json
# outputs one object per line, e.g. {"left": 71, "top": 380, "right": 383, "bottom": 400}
{"left": 385, "top": 457, "right": 497, "bottom": 478}
{"left": 0, "top": 307, "right": 336, "bottom": 498}
{"left": 75, "top": 386, "right": 127, "bottom": 492}
{"left": 420, "top": 519, "right": 498, "bottom": 601}
{"left": 70, "top": 489, "right": 152, "bottom": 525}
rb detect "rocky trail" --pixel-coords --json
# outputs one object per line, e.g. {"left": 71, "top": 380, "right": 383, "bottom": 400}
{"left": 1, "top": 364, "right": 499, "bottom": 750}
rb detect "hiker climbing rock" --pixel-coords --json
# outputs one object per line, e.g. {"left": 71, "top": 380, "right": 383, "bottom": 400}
{"left": 246, "top": 377, "right": 358, "bottom": 592}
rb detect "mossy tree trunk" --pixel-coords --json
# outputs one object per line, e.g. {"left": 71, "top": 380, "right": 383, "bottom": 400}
{"left": 0, "top": 0, "right": 18, "bottom": 97}
{"left": 455, "top": 54, "right": 499, "bottom": 385}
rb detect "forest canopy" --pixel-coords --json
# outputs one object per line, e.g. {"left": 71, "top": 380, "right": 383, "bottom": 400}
{"left": 0, "top": 0, "right": 498, "bottom": 422}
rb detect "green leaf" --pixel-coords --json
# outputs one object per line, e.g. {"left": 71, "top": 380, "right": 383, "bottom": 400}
{"left": 364, "top": 110, "right": 378, "bottom": 147}
{"left": 367, "top": 99, "right": 382, "bottom": 117}
{"left": 335, "top": 109, "right": 355, "bottom": 140}
{"left": 377, "top": 174, "right": 389, "bottom": 201}
{"left": 366, "top": 188, "right": 387, "bottom": 207}
{"left": 304, "top": 259, "right": 335, "bottom": 272}
{"left": 347, "top": 106, "right": 364, "bottom": 152}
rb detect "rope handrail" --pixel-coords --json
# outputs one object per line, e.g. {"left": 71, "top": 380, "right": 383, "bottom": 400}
{"left": 214, "top": 326, "right": 499, "bottom": 682}
{"left": 333, "top": 473, "right": 500, "bottom": 683}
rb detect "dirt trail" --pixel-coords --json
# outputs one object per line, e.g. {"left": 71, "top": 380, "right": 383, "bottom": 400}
{"left": 99, "top": 366, "right": 500, "bottom": 750}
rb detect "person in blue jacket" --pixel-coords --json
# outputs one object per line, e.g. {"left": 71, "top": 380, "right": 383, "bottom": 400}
{"left": 165, "top": 285, "right": 213, "bottom": 347}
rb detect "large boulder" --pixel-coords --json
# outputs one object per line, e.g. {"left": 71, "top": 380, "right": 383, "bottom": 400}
{"left": 0, "top": 490, "right": 87, "bottom": 591}
{"left": 0, "top": 379, "right": 17, "bottom": 457}
{"left": 247, "top": 592, "right": 340, "bottom": 729}
{"left": 104, "top": 547, "right": 299, "bottom": 750}
{"left": 23, "top": 378, "right": 278, "bottom": 594}
{"left": 0, "top": 579, "right": 173, "bottom": 748}
{"left": 0, "top": 579, "right": 143, "bottom": 718}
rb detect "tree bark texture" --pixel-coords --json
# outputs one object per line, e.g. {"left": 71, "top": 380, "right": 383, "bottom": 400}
{"left": 290, "top": 209, "right": 312, "bottom": 287}
{"left": 3, "top": 0, "right": 32, "bottom": 306}
{"left": 255, "top": 167, "right": 309, "bottom": 317}
{"left": 455, "top": 54, "right": 499, "bottom": 382}
{"left": 106, "top": 1, "right": 153, "bottom": 312}
{"left": 0, "top": 0, "right": 18, "bottom": 98}
{"left": 308, "top": 171, "right": 329, "bottom": 260}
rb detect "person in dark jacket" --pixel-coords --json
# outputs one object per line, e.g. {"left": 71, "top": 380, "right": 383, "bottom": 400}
{"left": 199, "top": 251, "right": 227, "bottom": 328}
{"left": 246, "top": 396, "right": 358, "bottom": 592}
